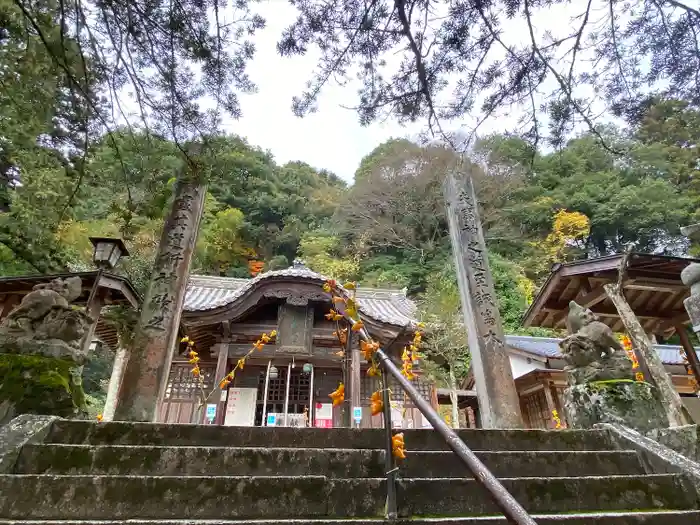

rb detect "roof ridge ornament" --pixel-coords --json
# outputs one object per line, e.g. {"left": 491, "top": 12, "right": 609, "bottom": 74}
{"left": 292, "top": 258, "right": 307, "bottom": 269}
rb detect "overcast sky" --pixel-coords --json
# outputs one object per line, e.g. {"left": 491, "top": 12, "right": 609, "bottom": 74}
{"left": 223, "top": 1, "right": 588, "bottom": 183}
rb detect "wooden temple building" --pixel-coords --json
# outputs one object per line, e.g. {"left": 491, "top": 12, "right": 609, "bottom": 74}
{"left": 160, "top": 261, "right": 437, "bottom": 428}
{"left": 2, "top": 253, "right": 699, "bottom": 431}
{"left": 497, "top": 252, "right": 700, "bottom": 429}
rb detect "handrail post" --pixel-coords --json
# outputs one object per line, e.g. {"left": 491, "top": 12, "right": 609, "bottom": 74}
{"left": 375, "top": 348, "right": 537, "bottom": 525}
{"left": 382, "top": 382, "right": 398, "bottom": 519}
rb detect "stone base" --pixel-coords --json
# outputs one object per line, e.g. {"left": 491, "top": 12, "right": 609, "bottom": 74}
{"left": 0, "top": 353, "right": 87, "bottom": 425}
{"left": 564, "top": 381, "right": 667, "bottom": 432}
{"left": 0, "top": 334, "right": 88, "bottom": 364}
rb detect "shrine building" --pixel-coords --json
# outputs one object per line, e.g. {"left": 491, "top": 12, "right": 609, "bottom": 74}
{"left": 159, "top": 261, "right": 437, "bottom": 428}
{"left": 3, "top": 253, "right": 698, "bottom": 430}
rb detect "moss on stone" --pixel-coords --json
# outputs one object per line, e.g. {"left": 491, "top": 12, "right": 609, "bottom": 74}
{"left": 0, "top": 353, "right": 88, "bottom": 423}
{"left": 564, "top": 381, "right": 667, "bottom": 432}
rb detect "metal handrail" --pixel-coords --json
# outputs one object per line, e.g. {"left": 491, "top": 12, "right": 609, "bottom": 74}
{"left": 375, "top": 347, "right": 537, "bottom": 525}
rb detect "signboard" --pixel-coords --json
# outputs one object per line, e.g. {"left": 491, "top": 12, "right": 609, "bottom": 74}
{"left": 224, "top": 387, "right": 258, "bottom": 427}
{"left": 353, "top": 406, "right": 362, "bottom": 424}
{"left": 266, "top": 413, "right": 277, "bottom": 426}
{"left": 205, "top": 404, "right": 217, "bottom": 423}
{"left": 421, "top": 414, "right": 433, "bottom": 429}
{"left": 391, "top": 407, "right": 403, "bottom": 429}
{"left": 314, "top": 402, "right": 333, "bottom": 428}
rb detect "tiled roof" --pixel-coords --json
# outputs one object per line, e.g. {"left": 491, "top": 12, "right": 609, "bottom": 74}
{"left": 505, "top": 335, "right": 699, "bottom": 365}
{"left": 184, "top": 266, "right": 418, "bottom": 327}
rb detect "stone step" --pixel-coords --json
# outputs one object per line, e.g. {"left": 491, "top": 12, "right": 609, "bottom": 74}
{"left": 44, "top": 421, "right": 615, "bottom": 451}
{"left": 0, "top": 474, "right": 694, "bottom": 519}
{"left": 2, "top": 515, "right": 700, "bottom": 525}
{"left": 15, "top": 444, "right": 648, "bottom": 478}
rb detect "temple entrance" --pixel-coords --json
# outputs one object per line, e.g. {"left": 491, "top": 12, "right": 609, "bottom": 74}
{"left": 254, "top": 364, "right": 312, "bottom": 427}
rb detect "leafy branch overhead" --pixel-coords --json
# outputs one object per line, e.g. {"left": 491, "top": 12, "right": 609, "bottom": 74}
{"left": 279, "top": 0, "right": 700, "bottom": 148}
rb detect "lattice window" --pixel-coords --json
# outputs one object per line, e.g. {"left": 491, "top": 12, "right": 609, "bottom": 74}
{"left": 164, "top": 361, "right": 216, "bottom": 400}
{"left": 288, "top": 370, "right": 311, "bottom": 404}
{"left": 160, "top": 361, "right": 216, "bottom": 424}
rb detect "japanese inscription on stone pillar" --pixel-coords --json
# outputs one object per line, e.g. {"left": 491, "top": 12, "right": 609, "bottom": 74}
{"left": 444, "top": 170, "right": 523, "bottom": 428}
{"left": 115, "top": 167, "right": 207, "bottom": 422}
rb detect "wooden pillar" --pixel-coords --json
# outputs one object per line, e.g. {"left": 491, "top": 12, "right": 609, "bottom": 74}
{"left": 542, "top": 381, "right": 557, "bottom": 429}
{"left": 676, "top": 324, "right": 700, "bottom": 387}
{"left": 81, "top": 285, "right": 106, "bottom": 358}
{"left": 430, "top": 385, "right": 439, "bottom": 411}
{"left": 604, "top": 282, "right": 689, "bottom": 426}
{"left": 114, "top": 164, "right": 206, "bottom": 422}
{"left": 213, "top": 342, "right": 229, "bottom": 425}
{"left": 102, "top": 347, "right": 128, "bottom": 421}
{"left": 349, "top": 332, "right": 361, "bottom": 427}
{"left": 444, "top": 170, "right": 523, "bottom": 428}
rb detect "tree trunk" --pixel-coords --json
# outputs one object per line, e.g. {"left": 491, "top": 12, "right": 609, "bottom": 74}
{"left": 448, "top": 366, "right": 460, "bottom": 429}
{"left": 603, "top": 283, "right": 689, "bottom": 427}
{"left": 114, "top": 159, "right": 206, "bottom": 422}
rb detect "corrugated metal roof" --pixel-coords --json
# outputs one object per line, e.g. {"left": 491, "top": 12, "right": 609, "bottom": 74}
{"left": 505, "top": 335, "right": 699, "bottom": 365}
{"left": 184, "top": 266, "right": 418, "bottom": 327}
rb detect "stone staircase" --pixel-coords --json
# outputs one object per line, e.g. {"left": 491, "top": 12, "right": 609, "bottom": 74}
{"left": 1, "top": 418, "right": 700, "bottom": 524}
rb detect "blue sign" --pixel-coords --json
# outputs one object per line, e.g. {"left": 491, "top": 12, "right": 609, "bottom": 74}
{"left": 205, "top": 404, "right": 217, "bottom": 421}
{"left": 266, "top": 413, "right": 277, "bottom": 426}
{"left": 353, "top": 406, "right": 362, "bottom": 423}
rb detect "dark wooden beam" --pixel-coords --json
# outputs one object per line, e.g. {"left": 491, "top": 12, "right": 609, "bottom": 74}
{"left": 545, "top": 302, "right": 685, "bottom": 323}
{"left": 676, "top": 324, "right": 700, "bottom": 388}
{"left": 559, "top": 277, "right": 580, "bottom": 303}
{"left": 551, "top": 286, "right": 607, "bottom": 328}
{"left": 658, "top": 312, "right": 691, "bottom": 333}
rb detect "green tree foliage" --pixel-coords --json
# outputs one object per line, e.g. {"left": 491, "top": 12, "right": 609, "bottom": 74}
{"left": 482, "top": 124, "right": 696, "bottom": 263}
{"left": 195, "top": 207, "right": 250, "bottom": 276}
{"left": 298, "top": 232, "right": 359, "bottom": 281}
{"left": 631, "top": 98, "right": 700, "bottom": 225}
{"left": 418, "top": 254, "right": 534, "bottom": 389}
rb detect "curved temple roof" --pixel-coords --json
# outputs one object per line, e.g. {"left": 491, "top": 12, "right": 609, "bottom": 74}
{"left": 184, "top": 265, "right": 418, "bottom": 327}
{"left": 505, "top": 334, "right": 700, "bottom": 366}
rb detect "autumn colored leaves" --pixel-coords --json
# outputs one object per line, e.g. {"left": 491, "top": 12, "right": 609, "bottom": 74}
{"left": 323, "top": 278, "right": 424, "bottom": 458}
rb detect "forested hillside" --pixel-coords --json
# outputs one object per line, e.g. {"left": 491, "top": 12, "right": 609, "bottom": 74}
{"left": 2, "top": 97, "right": 698, "bottom": 343}
{"left": 2, "top": 0, "right": 699, "bottom": 406}
{"left": 3, "top": 99, "right": 699, "bottom": 290}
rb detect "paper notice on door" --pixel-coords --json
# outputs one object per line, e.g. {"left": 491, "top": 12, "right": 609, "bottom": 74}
{"left": 314, "top": 402, "right": 333, "bottom": 428}
{"left": 224, "top": 387, "right": 258, "bottom": 426}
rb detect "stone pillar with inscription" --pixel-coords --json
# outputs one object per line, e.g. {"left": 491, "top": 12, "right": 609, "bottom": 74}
{"left": 114, "top": 162, "right": 206, "bottom": 421}
{"left": 444, "top": 170, "right": 523, "bottom": 428}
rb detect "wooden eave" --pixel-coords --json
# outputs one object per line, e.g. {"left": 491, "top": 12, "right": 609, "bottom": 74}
{"left": 0, "top": 271, "right": 141, "bottom": 350}
{"left": 0, "top": 271, "right": 140, "bottom": 307}
{"left": 180, "top": 278, "right": 413, "bottom": 359}
{"left": 523, "top": 253, "right": 698, "bottom": 336}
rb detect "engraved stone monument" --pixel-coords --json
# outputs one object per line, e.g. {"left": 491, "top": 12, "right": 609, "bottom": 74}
{"left": 0, "top": 277, "right": 92, "bottom": 424}
{"left": 561, "top": 301, "right": 666, "bottom": 432}
{"left": 444, "top": 170, "right": 522, "bottom": 428}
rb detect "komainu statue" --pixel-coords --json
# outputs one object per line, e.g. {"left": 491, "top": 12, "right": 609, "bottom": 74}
{"left": 0, "top": 277, "right": 94, "bottom": 363}
{"left": 0, "top": 277, "right": 92, "bottom": 423}
{"left": 559, "top": 301, "right": 633, "bottom": 385}
{"left": 560, "top": 300, "right": 666, "bottom": 431}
